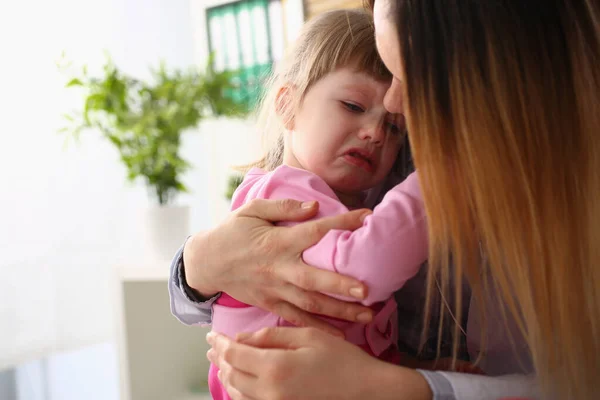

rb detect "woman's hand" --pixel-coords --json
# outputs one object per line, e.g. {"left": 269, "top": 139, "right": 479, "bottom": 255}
{"left": 183, "top": 199, "right": 375, "bottom": 335}
{"left": 206, "top": 327, "right": 433, "bottom": 400}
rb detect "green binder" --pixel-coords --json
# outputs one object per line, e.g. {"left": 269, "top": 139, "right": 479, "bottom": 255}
{"left": 207, "top": 0, "right": 277, "bottom": 111}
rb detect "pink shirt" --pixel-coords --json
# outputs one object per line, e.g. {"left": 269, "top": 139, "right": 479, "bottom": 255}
{"left": 205, "top": 165, "right": 534, "bottom": 400}
{"left": 212, "top": 165, "right": 428, "bottom": 355}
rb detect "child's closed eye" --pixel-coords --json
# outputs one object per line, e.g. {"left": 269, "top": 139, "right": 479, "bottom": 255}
{"left": 341, "top": 101, "right": 365, "bottom": 113}
{"left": 385, "top": 114, "right": 406, "bottom": 136}
{"left": 385, "top": 122, "right": 402, "bottom": 136}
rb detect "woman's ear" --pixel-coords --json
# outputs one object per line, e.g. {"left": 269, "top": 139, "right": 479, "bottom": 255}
{"left": 275, "top": 85, "right": 295, "bottom": 130}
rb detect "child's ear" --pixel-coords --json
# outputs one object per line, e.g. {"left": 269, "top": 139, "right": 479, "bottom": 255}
{"left": 275, "top": 85, "right": 295, "bottom": 130}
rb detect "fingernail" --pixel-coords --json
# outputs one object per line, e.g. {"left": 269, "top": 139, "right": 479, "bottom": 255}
{"left": 301, "top": 201, "right": 317, "bottom": 209}
{"left": 206, "top": 331, "right": 217, "bottom": 344}
{"left": 357, "top": 311, "right": 372, "bottom": 323}
{"left": 349, "top": 287, "right": 365, "bottom": 299}
{"left": 206, "top": 349, "right": 216, "bottom": 362}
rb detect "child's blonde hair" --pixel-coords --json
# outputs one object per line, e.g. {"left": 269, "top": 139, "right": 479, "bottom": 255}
{"left": 248, "top": 9, "right": 392, "bottom": 172}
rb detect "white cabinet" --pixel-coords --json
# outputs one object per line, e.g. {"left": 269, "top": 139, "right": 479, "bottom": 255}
{"left": 115, "top": 265, "right": 212, "bottom": 400}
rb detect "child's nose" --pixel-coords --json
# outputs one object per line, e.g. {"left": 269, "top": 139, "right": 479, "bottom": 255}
{"left": 358, "top": 122, "right": 385, "bottom": 145}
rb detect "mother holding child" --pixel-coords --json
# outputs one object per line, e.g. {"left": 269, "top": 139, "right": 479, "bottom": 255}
{"left": 169, "top": 1, "right": 600, "bottom": 399}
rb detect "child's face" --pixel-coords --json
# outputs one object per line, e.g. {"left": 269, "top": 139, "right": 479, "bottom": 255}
{"left": 285, "top": 67, "right": 405, "bottom": 196}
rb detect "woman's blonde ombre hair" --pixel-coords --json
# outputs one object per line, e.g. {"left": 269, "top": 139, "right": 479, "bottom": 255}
{"left": 248, "top": 9, "right": 391, "bottom": 172}
{"left": 369, "top": 0, "right": 600, "bottom": 398}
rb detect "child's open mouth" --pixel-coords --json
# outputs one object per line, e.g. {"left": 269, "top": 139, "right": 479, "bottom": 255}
{"left": 343, "top": 149, "right": 374, "bottom": 173}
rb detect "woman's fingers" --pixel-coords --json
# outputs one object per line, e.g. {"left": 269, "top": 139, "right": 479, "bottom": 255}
{"left": 207, "top": 333, "right": 262, "bottom": 376}
{"left": 217, "top": 361, "right": 260, "bottom": 400}
{"left": 219, "top": 328, "right": 388, "bottom": 400}
{"left": 273, "top": 280, "right": 372, "bottom": 323}
{"left": 267, "top": 300, "right": 345, "bottom": 337}
{"left": 224, "top": 386, "right": 256, "bottom": 400}
{"left": 234, "top": 327, "right": 326, "bottom": 350}
{"left": 276, "top": 210, "right": 372, "bottom": 300}
{"left": 235, "top": 198, "right": 320, "bottom": 222}
{"left": 219, "top": 369, "right": 259, "bottom": 400}
{"left": 206, "top": 339, "right": 261, "bottom": 400}
{"left": 282, "top": 208, "right": 371, "bottom": 249}
{"left": 277, "top": 262, "right": 369, "bottom": 301}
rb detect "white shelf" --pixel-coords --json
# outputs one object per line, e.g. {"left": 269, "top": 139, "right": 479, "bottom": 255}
{"left": 115, "top": 266, "right": 212, "bottom": 400}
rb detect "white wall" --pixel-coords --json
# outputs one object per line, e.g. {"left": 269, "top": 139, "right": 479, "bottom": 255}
{"left": 120, "top": 0, "right": 196, "bottom": 77}
{"left": 14, "top": 344, "right": 118, "bottom": 400}
{"left": 0, "top": 0, "right": 209, "bottom": 372}
{"left": 0, "top": 1, "right": 306, "bottom": 397}
{"left": 46, "top": 343, "right": 119, "bottom": 400}
{"left": 192, "top": 118, "right": 262, "bottom": 227}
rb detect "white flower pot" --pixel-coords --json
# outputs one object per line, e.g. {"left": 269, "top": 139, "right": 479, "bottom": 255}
{"left": 143, "top": 205, "right": 190, "bottom": 262}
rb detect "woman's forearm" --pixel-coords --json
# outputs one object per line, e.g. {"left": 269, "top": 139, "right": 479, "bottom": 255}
{"left": 182, "top": 232, "right": 221, "bottom": 298}
{"left": 369, "top": 361, "right": 536, "bottom": 400}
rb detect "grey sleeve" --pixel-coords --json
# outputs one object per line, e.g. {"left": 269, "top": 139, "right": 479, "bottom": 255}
{"left": 418, "top": 370, "right": 538, "bottom": 400}
{"left": 168, "top": 242, "right": 221, "bottom": 326}
{"left": 418, "top": 370, "right": 456, "bottom": 400}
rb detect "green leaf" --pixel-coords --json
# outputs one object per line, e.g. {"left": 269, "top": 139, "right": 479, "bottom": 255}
{"left": 107, "top": 134, "right": 122, "bottom": 147}
{"left": 66, "top": 78, "right": 83, "bottom": 87}
{"left": 59, "top": 52, "right": 251, "bottom": 205}
{"left": 84, "top": 93, "right": 106, "bottom": 114}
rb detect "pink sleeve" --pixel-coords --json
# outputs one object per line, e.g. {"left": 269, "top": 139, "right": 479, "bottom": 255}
{"left": 302, "top": 172, "right": 428, "bottom": 305}
{"left": 231, "top": 166, "right": 351, "bottom": 219}
{"left": 234, "top": 167, "right": 428, "bottom": 306}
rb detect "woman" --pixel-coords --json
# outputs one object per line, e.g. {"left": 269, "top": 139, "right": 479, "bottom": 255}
{"left": 170, "top": 0, "right": 600, "bottom": 398}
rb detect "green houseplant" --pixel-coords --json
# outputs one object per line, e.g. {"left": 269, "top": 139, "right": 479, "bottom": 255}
{"left": 61, "top": 55, "right": 248, "bottom": 260}
{"left": 61, "top": 55, "right": 247, "bottom": 205}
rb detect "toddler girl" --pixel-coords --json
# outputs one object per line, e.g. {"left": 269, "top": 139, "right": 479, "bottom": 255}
{"left": 209, "top": 9, "right": 428, "bottom": 400}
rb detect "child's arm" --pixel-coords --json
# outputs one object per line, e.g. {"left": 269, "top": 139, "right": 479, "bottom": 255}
{"left": 302, "top": 172, "right": 427, "bottom": 305}
{"left": 247, "top": 166, "right": 428, "bottom": 306}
